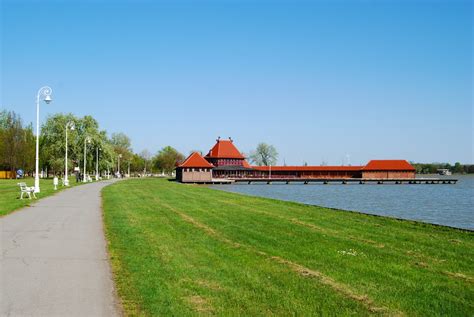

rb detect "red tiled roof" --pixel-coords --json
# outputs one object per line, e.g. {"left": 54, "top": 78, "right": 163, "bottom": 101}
{"left": 242, "top": 160, "right": 252, "bottom": 168}
{"left": 362, "top": 160, "right": 415, "bottom": 171}
{"left": 205, "top": 139, "right": 245, "bottom": 159}
{"left": 253, "top": 166, "right": 363, "bottom": 172}
{"left": 178, "top": 152, "right": 214, "bottom": 168}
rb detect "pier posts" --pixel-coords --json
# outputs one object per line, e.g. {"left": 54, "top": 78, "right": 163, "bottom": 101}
{"left": 228, "top": 177, "right": 456, "bottom": 185}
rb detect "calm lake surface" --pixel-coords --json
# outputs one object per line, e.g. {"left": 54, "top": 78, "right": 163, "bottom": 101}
{"left": 211, "top": 175, "right": 474, "bottom": 230}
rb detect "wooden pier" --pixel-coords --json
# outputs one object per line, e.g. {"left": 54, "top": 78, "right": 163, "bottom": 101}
{"left": 226, "top": 178, "right": 458, "bottom": 185}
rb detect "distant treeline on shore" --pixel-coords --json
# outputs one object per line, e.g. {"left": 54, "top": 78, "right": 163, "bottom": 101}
{"left": 411, "top": 162, "right": 474, "bottom": 174}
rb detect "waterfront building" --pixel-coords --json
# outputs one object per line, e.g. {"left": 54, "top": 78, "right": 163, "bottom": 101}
{"left": 176, "top": 152, "right": 214, "bottom": 183}
{"left": 203, "top": 137, "right": 254, "bottom": 179}
{"left": 361, "top": 160, "right": 416, "bottom": 179}
{"left": 176, "top": 138, "right": 416, "bottom": 183}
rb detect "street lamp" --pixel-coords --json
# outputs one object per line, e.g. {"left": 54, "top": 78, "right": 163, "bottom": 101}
{"left": 83, "top": 136, "right": 91, "bottom": 182}
{"left": 95, "top": 147, "right": 101, "bottom": 181}
{"left": 34, "top": 86, "right": 53, "bottom": 193}
{"left": 118, "top": 154, "right": 122, "bottom": 178}
{"left": 64, "top": 121, "right": 75, "bottom": 186}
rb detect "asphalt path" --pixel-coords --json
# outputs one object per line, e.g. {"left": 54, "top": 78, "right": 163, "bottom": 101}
{"left": 1, "top": 179, "right": 120, "bottom": 317}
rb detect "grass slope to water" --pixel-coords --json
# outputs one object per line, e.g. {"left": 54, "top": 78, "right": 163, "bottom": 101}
{"left": 0, "top": 178, "right": 84, "bottom": 216}
{"left": 102, "top": 178, "right": 474, "bottom": 316}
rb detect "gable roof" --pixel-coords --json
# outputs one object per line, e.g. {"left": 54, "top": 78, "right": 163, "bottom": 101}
{"left": 178, "top": 152, "right": 214, "bottom": 168}
{"left": 205, "top": 139, "right": 245, "bottom": 159}
{"left": 242, "top": 160, "right": 252, "bottom": 168}
{"left": 362, "top": 160, "right": 415, "bottom": 171}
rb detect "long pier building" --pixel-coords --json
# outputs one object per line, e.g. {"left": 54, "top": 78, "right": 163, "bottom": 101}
{"left": 176, "top": 138, "right": 420, "bottom": 183}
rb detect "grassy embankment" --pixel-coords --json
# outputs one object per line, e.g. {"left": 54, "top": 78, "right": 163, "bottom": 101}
{"left": 102, "top": 178, "right": 473, "bottom": 316}
{"left": 0, "top": 178, "right": 84, "bottom": 216}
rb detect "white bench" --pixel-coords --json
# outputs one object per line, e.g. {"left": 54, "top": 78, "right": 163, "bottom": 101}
{"left": 18, "top": 183, "right": 37, "bottom": 200}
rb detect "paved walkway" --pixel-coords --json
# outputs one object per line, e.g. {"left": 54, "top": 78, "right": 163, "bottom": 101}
{"left": 1, "top": 180, "right": 120, "bottom": 317}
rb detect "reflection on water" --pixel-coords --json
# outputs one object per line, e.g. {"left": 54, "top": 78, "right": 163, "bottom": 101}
{"left": 210, "top": 175, "right": 474, "bottom": 230}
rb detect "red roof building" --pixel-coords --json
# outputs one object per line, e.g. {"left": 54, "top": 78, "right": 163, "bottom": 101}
{"left": 361, "top": 160, "right": 415, "bottom": 179}
{"left": 253, "top": 166, "right": 363, "bottom": 172}
{"left": 205, "top": 138, "right": 246, "bottom": 167}
{"left": 178, "top": 152, "right": 214, "bottom": 168}
{"left": 252, "top": 165, "right": 364, "bottom": 179}
{"left": 176, "top": 138, "right": 416, "bottom": 182}
{"left": 362, "top": 160, "right": 415, "bottom": 171}
{"left": 176, "top": 152, "right": 214, "bottom": 183}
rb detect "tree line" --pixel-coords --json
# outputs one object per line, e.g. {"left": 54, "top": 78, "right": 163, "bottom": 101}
{"left": 0, "top": 111, "right": 35, "bottom": 174}
{"left": 0, "top": 110, "right": 185, "bottom": 178}
{"left": 411, "top": 162, "right": 474, "bottom": 174}
{"left": 10, "top": 110, "right": 468, "bottom": 177}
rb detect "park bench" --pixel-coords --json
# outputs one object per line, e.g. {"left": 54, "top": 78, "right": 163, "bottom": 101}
{"left": 18, "top": 182, "right": 37, "bottom": 200}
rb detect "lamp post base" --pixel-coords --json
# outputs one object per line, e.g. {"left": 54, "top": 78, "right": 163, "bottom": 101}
{"left": 34, "top": 177, "right": 40, "bottom": 193}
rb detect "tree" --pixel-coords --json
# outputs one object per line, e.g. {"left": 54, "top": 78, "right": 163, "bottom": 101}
{"left": 153, "top": 146, "right": 184, "bottom": 174}
{"left": 40, "top": 113, "right": 78, "bottom": 175}
{"left": 139, "top": 149, "right": 152, "bottom": 173}
{"left": 110, "top": 132, "right": 131, "bottom": 151}
{"left": 40, "top": 113, "right": 113, "bottom": 176}
{"left": 249, "top": 143, "right": 278, "bottom": 166}
{"left": 0, "top": 110, "right": 35, "bottom": 177}
{"left": 453, "top": 162, "right": 464, "bottom": 174}
{"left": 110, "top": 132, "right": 133, "bottom": 167}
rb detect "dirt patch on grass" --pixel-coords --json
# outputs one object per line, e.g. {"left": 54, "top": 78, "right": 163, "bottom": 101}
{"left": 443, "top": 271, "right": 473, "bottom": 283}
{"left": 406, "top": 250, "right": 446, "bottom": 265}
{"left": 288, "top": 217, "right": 331, "bottom": 234}
{"left": 185, "top": 295, "right": 213, "bottom": 313}
{"left": 349, "top": 236, "right": 385, "bottom": 249}
{"left": 269, "top": 256, "right": 396, "bottom": 314}
{"left": 413, "top": 261, "right": 429, "bottom": 268}
{"left": 162, "top": 202, "right": 242, "bottom": 248}
{"left": 195, "top": 279, "right": 222, "bottom": 291}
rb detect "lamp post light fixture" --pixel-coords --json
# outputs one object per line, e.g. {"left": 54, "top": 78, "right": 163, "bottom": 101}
{"left": 83, "top": 136, "right": 91, "bottom": 182}
{"left": 64, "top": 121, "right": 75, "bottom": 186}
{"left": 95, "top": 147, "right": 101, "bottom": 181}
{"left": 118, "top": 154, "right": 122, "bottom": 178}
{"left": 34, "top": 86, "right": 53, "bottom": 193}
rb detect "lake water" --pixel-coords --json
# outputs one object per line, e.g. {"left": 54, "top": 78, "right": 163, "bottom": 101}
{"left": 211, "top": 175, "right": 474, "bottom": 230}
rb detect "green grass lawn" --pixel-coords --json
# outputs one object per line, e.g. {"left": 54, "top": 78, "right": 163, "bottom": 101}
{"left": 0, "top": 177, "right": 85, "bottom": 216}
{"left": 102, "top": 178, "right": 474, "bottom": 316}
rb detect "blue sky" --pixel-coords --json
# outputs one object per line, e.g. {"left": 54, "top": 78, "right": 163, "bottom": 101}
{"left": 1, "top": 0, "right": 472, "bottom": 164}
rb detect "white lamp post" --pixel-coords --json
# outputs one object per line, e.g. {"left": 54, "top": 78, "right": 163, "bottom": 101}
{"left": 64, "top": 121, "right": 75, "bottom": 186}
{"left": 118, "top": 154, "right": 122, "bottom": 178}
{"left": 95, "top": 147, "right": 101, "bottom": 181}
{"left": 83, "top": 136, "right": 91, "bottom": 182}
{"left": 34, "top": 86, "right": 53, "bottom": 193}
